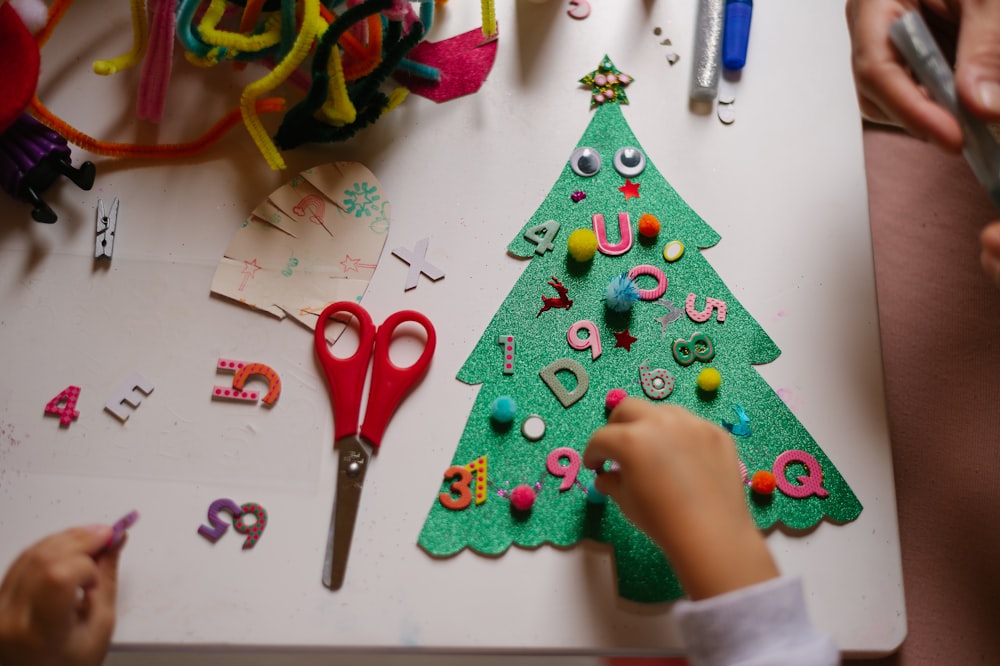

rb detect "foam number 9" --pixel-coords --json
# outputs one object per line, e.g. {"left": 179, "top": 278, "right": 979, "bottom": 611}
{"left": 233, "top": 503, "right": 268, "bottom": 550}
{"left": 671, "top": 332, "right": 715, "bottom": 367}
{"left": 546, "top": 447, "right": 581, "bottom": 491}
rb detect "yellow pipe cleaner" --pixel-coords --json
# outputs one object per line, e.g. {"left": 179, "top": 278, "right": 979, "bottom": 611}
{"left": 198, "top": 0, "right": 282, "bottom": 54}
{"left": 320, "top": 36, "right": 357, "bottom": 125}
{"left": 241, "top": 0, "right": 321, "bottom": 169}
{"left": 481, "top": 0, "right": 497, "bottom": 39}
{"left": 93, "top": 0, "right": 149, "bottom": 75}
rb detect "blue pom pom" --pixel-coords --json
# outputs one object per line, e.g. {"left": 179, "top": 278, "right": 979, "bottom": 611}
{"left": 605, "top": 273, "right": 640, "bottom": 312}
{"left": 586, "top": 480, "right": 607, "bottom": 504}
{"left": 489, "top": 395, "right": 518, "bottom": 424}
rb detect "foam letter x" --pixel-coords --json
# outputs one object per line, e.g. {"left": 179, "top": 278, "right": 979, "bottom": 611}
{"left": 391, "top": 237, "right": 445, "bottom": 290}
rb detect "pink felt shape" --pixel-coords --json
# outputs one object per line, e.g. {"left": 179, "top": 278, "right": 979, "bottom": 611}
{"left": 138, "top": 0, "right": 177, "bottom": 123}
{"left": 394, "top": 27, "right": 498, "bottom": 103}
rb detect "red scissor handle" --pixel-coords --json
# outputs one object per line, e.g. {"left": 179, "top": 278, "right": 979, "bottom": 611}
{"left": 314, "top": 301, "right": 376, "bottom": 443}
{"left": 360, "top": 309, "right": 436, "bottom": 448}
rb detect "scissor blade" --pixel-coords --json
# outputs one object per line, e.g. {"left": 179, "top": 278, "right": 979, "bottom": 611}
{"left": 322, "top": 437, "right": 370, "bottom": 590}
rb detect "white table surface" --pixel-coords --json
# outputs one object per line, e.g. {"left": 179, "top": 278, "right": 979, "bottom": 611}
{"left": 0, "top": 0, "right": 905, "bottom": 658}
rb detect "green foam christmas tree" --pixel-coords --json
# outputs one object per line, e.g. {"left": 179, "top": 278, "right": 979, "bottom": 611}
{"left": 418, "top": 57, "right": 862, "bottom": 602}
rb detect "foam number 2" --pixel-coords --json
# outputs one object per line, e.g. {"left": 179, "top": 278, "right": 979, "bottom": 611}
{"left": 639, "top": 360, "right": 675, "bottom": 399}
{"left": 439, "top": 456, "right": 489, "bottom": 510}
{"left": 546, "top": 447, "right": 581, "bottom": 491}
{"left": 44, "top": 386, "right": 81, "bottom": 427}
{"left": 523, "top": 220, "right": 561, "bottom": 255}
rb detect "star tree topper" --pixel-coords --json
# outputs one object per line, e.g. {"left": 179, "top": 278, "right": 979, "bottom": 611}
{"left": 579, "top": 55, "right": 633, "bottom": 108}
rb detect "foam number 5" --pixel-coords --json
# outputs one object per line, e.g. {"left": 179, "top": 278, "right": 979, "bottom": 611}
{"left": 197, "top": 498, "right": 244, "bottom": 542}
{"left": 773, "top": 450, "right": 830, "bottom": 499}
{"left": 546, "top": 447, "right": 581, "bottom": 491}
{"left": 639, "top": 360, "right": 675, "bottom": 399}
{"left": 671, "top": 332, "right": 715, "bottom": 366}
{"left": 686, "top": 293, "right": 728, "bottom": 323}
{"left": 44, "top": 386, "right": 81, "bottom": 427}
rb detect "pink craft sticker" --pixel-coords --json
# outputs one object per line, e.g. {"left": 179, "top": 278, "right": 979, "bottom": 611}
{"left": 592, "top": 212, "right": 633, "bottom": 256}
{"left": 44, "top": 386, "right": 81, "bottom": 427}
{"left": 497, "top": 335, "right": 515, "bottom": 375}
{"left": 546, "top": 447, "right": 582, "bottom": 491}
{"left": 567, "top": 320, "right": 602, "bottom": 360}
{"left": 393, "top": 27, "right": 500, "bottom": 103}
{"left": 772, "top": 450, "right": 829, "bottom": 499}
{"left": 685, "top": 293, "right": 728, "bottom": 323}
{"left": 627, "top": 264, "right": 668, "bottom": 301}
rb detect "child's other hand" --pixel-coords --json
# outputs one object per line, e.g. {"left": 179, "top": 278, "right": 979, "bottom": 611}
{"left": 981, "top": 222, "right": 1000, "bottom": 288}
{"left": 0, "top": 525, "right": 122, "bottom": 666}
{"left": 583, "top": 399, "right": 778, "bottom": 600}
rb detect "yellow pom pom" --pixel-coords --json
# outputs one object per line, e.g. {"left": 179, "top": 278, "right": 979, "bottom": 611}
{"left": 567, "top": 228, "right": 599, "bottom": 262}
{"left": 697, "top": 367, "right": 722, "bottom": 392}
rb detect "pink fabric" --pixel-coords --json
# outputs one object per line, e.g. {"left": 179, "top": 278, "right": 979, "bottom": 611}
{"left": 846, "top": 125, "right": 1000, "bottom": 664}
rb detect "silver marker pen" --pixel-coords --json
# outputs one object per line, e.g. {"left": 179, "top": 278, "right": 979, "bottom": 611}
{"left": 890, "top": 11, "right": 1000, "bottom": 212}
{"left": 690, "top": 0, "right": 725, "bottom": 102}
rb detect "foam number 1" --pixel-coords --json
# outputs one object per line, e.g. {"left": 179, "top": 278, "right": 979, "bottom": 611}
{"left": 523, "top": 220, "right": 561, "bottom": 255}
{"left": 439, "top": 456, "right": 489, "bottom": 510}
{"left": 44, "top": 386, "right": 81, "bottom": 427}
{"left": 197, "top": 498, "right": 244, "bottom": 543}
{"left": 546, "top": 447, "right": 581, "bottom": 491}
{"left": 497, "top": 335, "right": 515, "bottom": 375}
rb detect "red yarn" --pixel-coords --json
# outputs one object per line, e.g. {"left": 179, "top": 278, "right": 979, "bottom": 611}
{"left": 0, "top": 3, "right": 41, "bottom": 133}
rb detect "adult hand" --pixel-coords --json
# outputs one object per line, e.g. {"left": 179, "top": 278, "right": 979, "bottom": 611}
{"left": 583, "top": 399, "right": 777, "bottom": 600}
{"left": 846, "top": 0, "right": 1000, "bottom": 152}
{"left": 0, "top": 525, "right": 122, "bottom": 666}
{"left": 981, "top": 222, "right": 1000, "bottom": 288}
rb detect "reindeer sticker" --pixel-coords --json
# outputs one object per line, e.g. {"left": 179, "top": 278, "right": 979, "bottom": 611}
{"left": 537, "top": 276, "right": 573, "bottom": 317}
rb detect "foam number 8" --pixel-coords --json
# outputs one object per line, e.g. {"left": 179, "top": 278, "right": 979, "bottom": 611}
{"left": 671, "top": 332, "right": 715, "bottom": 367}
{"left": 439, "top": 465, "right": 473, "bottom": 510}
{"left": 546, "top": 447, "right": 581, "bottom": 491}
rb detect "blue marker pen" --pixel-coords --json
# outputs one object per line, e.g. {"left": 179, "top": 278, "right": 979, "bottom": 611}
{"left": 722, "top": 0, "right": 753, "bottom": 70}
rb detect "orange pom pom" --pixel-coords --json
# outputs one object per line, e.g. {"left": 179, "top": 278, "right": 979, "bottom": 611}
{"left": 750, "top": 470, "right": 776, "bottom": 495}
{"left": 638, "top": 213, "right": 661, "bottom": 238}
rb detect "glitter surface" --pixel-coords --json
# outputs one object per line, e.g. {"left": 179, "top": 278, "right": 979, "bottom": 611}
{"left": 417, "top": 103, "right": 862, "bottom": 603}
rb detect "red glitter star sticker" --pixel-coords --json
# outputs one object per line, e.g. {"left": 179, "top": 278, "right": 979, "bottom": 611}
{"left": 618, "top": 178, "right": 640, "bottom": 200}
{"left": 613, "top": 328, "right": 638, "bottom": 351}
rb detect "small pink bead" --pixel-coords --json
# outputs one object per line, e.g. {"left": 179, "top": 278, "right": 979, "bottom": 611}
{"left": 594, "top": 74, "right": 607, "bottom": 86}
{"left": 510, "top": 484, "right": 536, "bottom": 512}
{"left": 605, "top": 388, "right": 628, "bottom": 411}
{"left": 594, "top": 94, "right": 605, "bottom": 104}
{"left": 607, "top": 74, "right": 618, "bottom": 84}
{"left": 619, "top": 74, "right": 631, "bottom": 84}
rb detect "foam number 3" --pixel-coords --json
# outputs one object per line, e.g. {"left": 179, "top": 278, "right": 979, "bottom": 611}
{"left": 233, "top": 503, "right": 268, "bottom": 550}
{"left": 671, "top": 332, "right": 715, "bottom": 367}
{"left": 523, "top": 220, "right": 561, "bottom": 255}
{"left": 439, "top": 465, "right": 473, "bottom": 510}
{"left": 546, "top": 447, "right": 581, "bottom": 491}
{"left": 639, "top": 360, "right": 675, "bottom": 399}
{"left": 197, "top": 498, "right": 244, "bottom": 543}
{"left": 773, "top": 450, "right": 830, "bottom": 499}
{"left": 44, "top": 386, "right": 81, "bottom": 427}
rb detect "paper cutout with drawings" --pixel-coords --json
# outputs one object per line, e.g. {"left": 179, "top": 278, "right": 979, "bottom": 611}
{"left": 211, "top": 162, "right": 390, "bottom": 341}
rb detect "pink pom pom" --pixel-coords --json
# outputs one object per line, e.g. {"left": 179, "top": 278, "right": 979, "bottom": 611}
{"left": 509, "top": 484, "right": 536, "bottom": 512}
{"left": 605, "top": 388, "right": 628, "bottom": 411}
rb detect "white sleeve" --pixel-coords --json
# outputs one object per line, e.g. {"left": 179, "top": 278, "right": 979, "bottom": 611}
{"left": 672, "top": 575, "right": 840, "bottom": 666}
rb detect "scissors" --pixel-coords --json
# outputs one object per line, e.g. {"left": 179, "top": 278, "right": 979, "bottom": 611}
{"left": 314, "top": 300, "right": 436, "bottom": 590}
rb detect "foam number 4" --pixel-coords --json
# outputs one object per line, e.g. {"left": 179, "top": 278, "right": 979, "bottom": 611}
{"left": 44, "top": 386, "right": 81, "bottom": 427}
{"left": 546, "top": 447, "right": 581, "bottom": 491}
{"left": 671, "top": 332, "right": 715, "bottom": 367}
{"left": 523, "top": 220, "right": 561, "bottom": 255}
{"left": 686, "top": 293, "right": 728, "bottom": 323}
{"left": 639, "top": 360, "right": 675, "bottom": 399}
{"left": 197, "top": 498, "right": 244, "bottom": 543}
{"left": 439, "top": 457, "right": 490, "bottom": 510}
{"left": 773, "top": 450, "right": 829, "bottom": 499}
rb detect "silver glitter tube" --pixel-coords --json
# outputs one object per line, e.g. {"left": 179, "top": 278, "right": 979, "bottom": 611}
{"left": 690, "top": 0, "right": 725, "bottom": 102}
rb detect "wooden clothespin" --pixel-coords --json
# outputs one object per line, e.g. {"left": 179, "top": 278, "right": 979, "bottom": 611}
{"left": 96, "top": 198, "right": 119, "bottom": 260}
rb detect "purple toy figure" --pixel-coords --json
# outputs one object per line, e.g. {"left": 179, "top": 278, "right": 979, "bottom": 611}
{"left": 0, "top": 114, "right": 95, "bottom": 224}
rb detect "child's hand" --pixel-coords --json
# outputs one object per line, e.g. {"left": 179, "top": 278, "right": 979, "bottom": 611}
{"left": 846, "top": 0, "right": 1000, "bottom": 152}
{"left": 0, "top": 525, "right": 123, "bottom": 666}
{"left": 583, "top": 399, "right": 778, "bottom": 600}
{"left": 981, "top": 223, "right": 1000, "bottom": 289}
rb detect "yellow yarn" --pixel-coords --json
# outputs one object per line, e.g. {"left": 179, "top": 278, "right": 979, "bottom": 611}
{"left": 93, "top": 0, "right": 149, "bottom": 75}
{"left": 567, "top": 228, "right": 599, "bottom": 262}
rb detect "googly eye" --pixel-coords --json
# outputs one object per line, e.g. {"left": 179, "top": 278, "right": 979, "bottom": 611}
{"left": 569, "top": 147, "right": 602, "bottom": 177}
{"left": 613, "top": 147, "right": 646, "bottom": 177}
